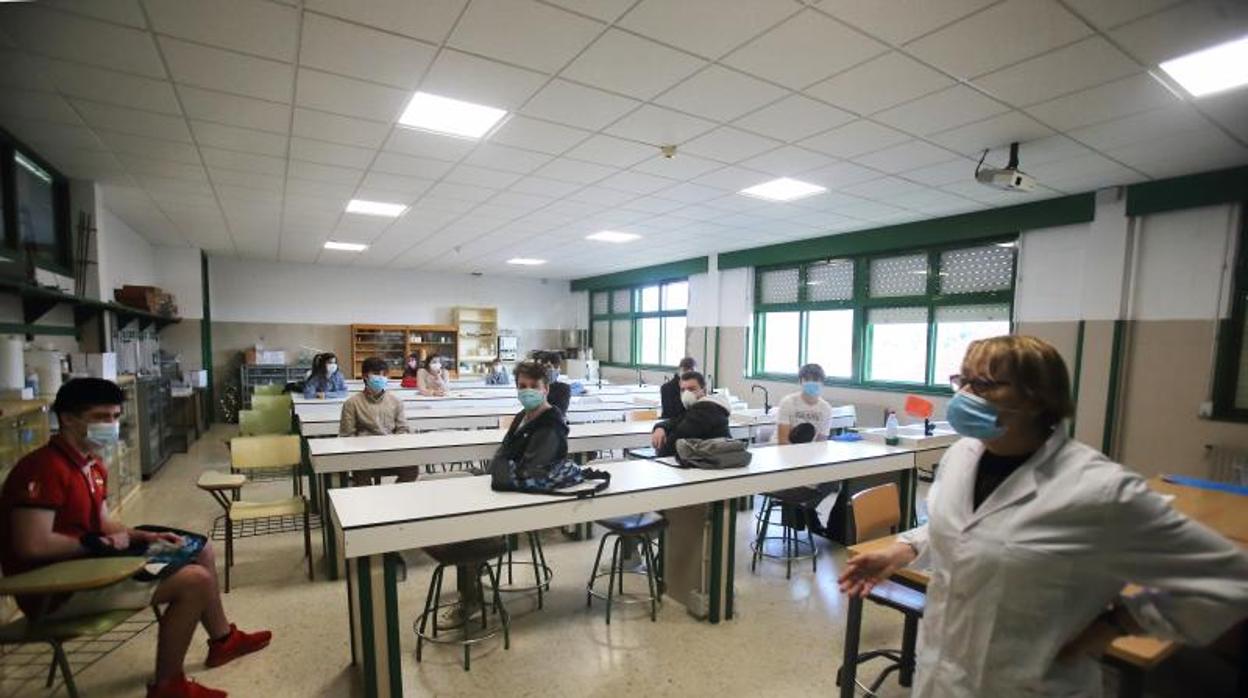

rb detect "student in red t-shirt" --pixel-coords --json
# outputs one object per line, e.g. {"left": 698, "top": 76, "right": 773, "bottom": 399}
{"left": 0, "top": 378, "right": 270, "bottom": 698}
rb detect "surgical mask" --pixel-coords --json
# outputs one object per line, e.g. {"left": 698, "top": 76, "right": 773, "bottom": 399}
{"left": 325, "top": 362, "right": 338, "bottom": 375}
{"left": 429, "top": 362, "right": 441, "bottom": 372}
{"left": 946, "top": 390, "right": 1006, "bottom": 440}
{"left": 518, "top": 388, "right": 544, "bottom": 411}
{"left": 86, "top": 421, "right": 120, "bottom": 446}
{"left": 801, "top": 381, "right": 821, "bottom": 398}
{"left": 366, "top": 375, "right": 388, "bottom": 392}
{"left": 680, "top": 390, "right": 698, "bottom": 408}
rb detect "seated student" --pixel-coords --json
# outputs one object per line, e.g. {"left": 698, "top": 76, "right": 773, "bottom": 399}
{"left": 660, "top": 357, "right": 697, "bottom": 420}
{"left": 534, "top": 351, "right": 571, "bottom": 414}
{"left": 494, "top": 360, "right": 569, "bottom": 470}
{"left": 415, "top": 354, "right": 450, "bottom": 396}
{"left": 484, "top": 357, "right": 510, "bottom": 385}
{"left": 0, "top": 378, "right": 270, "bottom": 698}
{"left": 340, "top": 357, "right": 418, "bottom": 484}
{"left": 776, "top": 363, "right": 834, "bottom": 444}
{"left": 399, "top": 353, "right": 422, "bottom": 389}
{"left": 651, "top": 371, "right": 731, "bottom": 457}
{"left": 302, "top": 352, "right": 347, "bottom": 399}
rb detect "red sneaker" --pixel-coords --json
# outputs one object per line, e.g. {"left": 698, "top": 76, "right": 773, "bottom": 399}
{"left": 146, "top": 673, "right": 227, "bottom": 698}
{"left": 204, "top": 624, "right": 272, "bottom": 668}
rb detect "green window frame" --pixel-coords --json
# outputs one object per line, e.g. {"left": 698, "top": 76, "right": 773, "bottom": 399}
{"left": 589, "top": 278, "right": 689, "bottom": 369}
{"left": 750, "top": 237, "right": 1018, "bottom": 394}
{"left": 1211, "top": 204, "right": 1248, "bottom": 421}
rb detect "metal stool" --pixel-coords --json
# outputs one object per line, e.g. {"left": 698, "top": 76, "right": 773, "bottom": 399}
{"left": 490, "top": 531, "right": 552, "bottom": 609}
{"left": 414, "top": 537, "right": 510, "bottom": 671}
{"left": 751, "top": 490, "right": 819, "bottom": 579}
{"left": 586, "top": 512, "right": 667, "bottom": 624}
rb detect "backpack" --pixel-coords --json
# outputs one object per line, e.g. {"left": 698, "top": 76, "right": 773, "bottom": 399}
{"left": 489, "top": 456, "right": 611, "bottom": 497}
{"left": 674, "top": 438, "right": 753, "bottom": 469}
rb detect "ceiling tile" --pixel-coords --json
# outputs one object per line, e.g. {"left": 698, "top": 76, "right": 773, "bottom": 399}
{"left": 532, "top": 156, "right": 616, "bottom": 184}
{"left": 620, "top": 195, "right": 688, "bottom": 215}
{"left": 295, "top": 68, "right": 409, "bottom": 122}
{"left": 96, "top": 131, "right": 200, "bottom": 164}
{"left": 490, "top": 115, "right": 591, "bottom": 154}
{"left": 43, "top": 60, "right": 181, "bottom": 114}
{"left": 119, "top": 154, "right": 208, "bottom": 181}
{"left": 722, "top": 9, "right": 887, "bottom": 89}
{"left": 372, "top": 151, "right": 456, "bottom": 179}
{"left": 358, "top": 171, "right": 436, "bottom": 198}
{"left": 567, "top": 186, "right": 638, "bottom": 207}
{"left": 2, "top": 118, "right": 104, "bottom": 152}
{"left": 419, "top": 50, "right": 547, "bottom": 111}
{"left": 286, "top": 160, "right": 363, "bottom": 185}
{"left": 597, "top": 170, "right": 677, "bottom": 195}
{"left": 1067, "top": 103, "right": 1207, "bottom": 151}
{"left": 738, "top": 145, "right": 834, "bottom": 176}
{"left": 304, "top": 0, "right": 467, "bottom": 44}
{"left": 929, "top": 111, "right": 1055, "bottom": 156}
{"left": 873, "top": 85, "right": 1010, "bottom": 136}
{"left": 1061, "top": 0, "right": 1183, "bottom": 30}
{"left": 604, "top": 104, "right": 715, "bottom": 145}
{"left": 542, "top": 0, "right": 635, "bottom": 23}
{"left": 564, "top": 134, "right": 656, "bottom": 167}
{"left": 209, "top": 167, "right": 284, "bottom": 193}
{"left": 284, "top": 177, "right": 356, "bottom": 200}
{"left": 812, "top": 0, "right": 996, "bottom": 45}
{"left": 682, "top": 127, "right": 782, "bottom": 163}
{"left": 74, "top": 100, "right": 193, "bottom": 142}
{"left": 443, "top": 163, "right": 522, "bottom": 189}
{"left": 449, "top": 0, "right": 603, "bottom": 73}
{"left": 427, "top": 181, "right": 497, "bottom": 203}
{"left": 1024, "top": 73, "right": 1180, "bottom": 132}
{"left": 4, "top": 6, "right": 165, "bottom": 78}
{"left": 522, "top": 79, "right": 641, "bottom": 130}
{"left": 290, "top": 135, "right": 373, "bottom": 167}
{"left": 655, "top": 65, "right": 787, "bottom": 122}
{"left": 189, "top": 122, "right": 288, "bottom": 159}
{"left": 1199, "top": 88, "right": 1248, "bottom": 143}
{"left": 0, "top": 88, "right": 80, "bottom": 124}
{"left": 632, "top": 153, "right": 723, "bottom": 180}
{"left": 561, "top": 29, "right": 706, "bottom": 100}
{"left": 463, "top": 143, "right": 553, "bottom": 174}
{"left": 145, "top": 0, "right": 298, "bottom": 62}
{"left": 800, "top": 120, "right": 910, "bottom": 158}
{"left": 973, "top": 37, "right": 1141, "bottom": 107}
{"left": 160, "top": 37, "right": 295, "bottom": 102}
{"left": 383, "top": 127, "right": 475, "bottom": 162}
{"left": 299, "top": 12, "right": 436, "bottom": 89}
{"left": 41, "top": 0, "right": 146, "bottom": 28}
{"left": 903, "top": 157, "right": 979, "bottom": 186}
{"left": 906, "top": 0, "right": 1091, "bottom": 79}
{"left": 292, "top": 108, "right": 390, "bottom": 149}
{"left": 733, "top": 94, "right": 856, "bottom": 143}
{"left": 200, "top": 147, "right": 286, "bottom": 175}
{"left": 1110, "top": 0, "right": 1248, "bottom": 65}
{"left": 805, "top": 52, "right": 954, "bottom": 116}
{"left": 618, "top": 0, "right": 799, "bottom": 60}
{"left": 0, "top": 50, "right": 51, "bottom": 91}
{"left": 1104, "top": 125, "right": 1247, "bottom": 178}
{"left": 800, "top": 161, "right": 885, "bottom": 189}
{"left": 852, "top": 140, "right": 957, "bottom": 173}
{"left": 177, "top": 85, "right": 290, "bottom": 133}
{"left": 655, "top": 182, "right": 723, "bottom": 204}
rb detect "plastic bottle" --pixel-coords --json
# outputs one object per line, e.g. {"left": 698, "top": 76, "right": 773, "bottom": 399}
{"left": 884, "top": 411, "right": 900, "bottom": 446}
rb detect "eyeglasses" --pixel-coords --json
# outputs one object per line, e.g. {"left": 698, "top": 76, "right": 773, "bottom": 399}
{"left": 949, "top": 374, "right": 1010, "bottom": 393}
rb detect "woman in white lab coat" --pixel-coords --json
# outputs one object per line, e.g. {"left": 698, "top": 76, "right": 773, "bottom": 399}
{"left": 839, "top": 335, "right": 1248, "bottom": 697}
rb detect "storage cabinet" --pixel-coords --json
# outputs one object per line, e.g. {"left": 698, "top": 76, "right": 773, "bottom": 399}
{"left": 137, "top": 377, "right": 169, "bottom": 479}
{"left": 454, "top": 307, "right": 498, "bottom": 376}
{"left": 104, "top": 376, "right": 141, "bottom": 512}
{"left": 407, "top": 325, "right": 458, "bottom": 377}
{"left": 0, "top": 400, "right": 51, "bottom": 492}
{"left": 350, "top": 324, "right": 459, "bottom": 378}
{"left": 239, "top": 364, "right": 310, "bottom": 407}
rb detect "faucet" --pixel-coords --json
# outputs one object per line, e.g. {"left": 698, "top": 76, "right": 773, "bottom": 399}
{"left": 706, "top": 373, "right": 714, "bottom": 391}
{"left": 751, "top": 384, "right": 771, "bottom": 413}
{"left": 636, "top": 367, "right": 644, "bottom": 387}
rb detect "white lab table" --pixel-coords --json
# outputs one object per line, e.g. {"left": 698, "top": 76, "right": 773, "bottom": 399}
{"left": 331, "top": 440, "right": 918, "bottom": 698}
{"left": 294, "top": 383, "right": 661, "bottom": 405}
{"left": 295, "top": 400, "right": 648, "bottom": 436}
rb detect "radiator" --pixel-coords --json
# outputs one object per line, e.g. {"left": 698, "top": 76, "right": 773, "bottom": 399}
{"left": 1205, "top": 444, "right": 1248, "bottom": 486}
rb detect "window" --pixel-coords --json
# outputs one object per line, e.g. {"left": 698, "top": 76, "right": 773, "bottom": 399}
{"left": 1212, "top": 211, "right": 1248, "bottom": 420}
{"left": 589, "top": 279, "right": 689, "bottom": 367}
{"left": 0, "top": 132, "right": 72, "bottom": 272}
{"left": 752, "top": 240, "right": 1016, "bottom": 390}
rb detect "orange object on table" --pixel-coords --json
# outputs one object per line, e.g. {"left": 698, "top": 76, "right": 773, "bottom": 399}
{"left": 904, "top": 395, "right": 934, "bottom": 420}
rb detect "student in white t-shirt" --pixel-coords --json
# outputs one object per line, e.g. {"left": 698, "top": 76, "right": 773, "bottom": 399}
{"left": 775, "top": 363, "right": 833, "bottom": 444}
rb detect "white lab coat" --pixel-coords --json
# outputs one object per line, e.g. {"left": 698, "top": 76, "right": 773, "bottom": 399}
{"left": 898, "top": 428, "right": 1248, "bottom": 697}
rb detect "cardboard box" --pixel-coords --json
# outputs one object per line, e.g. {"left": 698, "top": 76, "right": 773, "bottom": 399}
{"left": 184, "top": 370, "right": 207, "bottom": 387}
{"left": 244, "top": 349, "right": 287, "bottom": 365}
{"left": 87, "top": 353, "right": 117, "bottom": 380}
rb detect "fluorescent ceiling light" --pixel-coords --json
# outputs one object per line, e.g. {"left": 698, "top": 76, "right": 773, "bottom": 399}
{"left": 506, "top": 258, "right": 546, "bottom": 266}
{"left": 1159, "top": 34, "right": 1248, "bottom": 97}
{"left": 586, "top": 230, "right": 641, "bottom": 243}
{"left": 346, "top": 199, "right": 407, "bottom": 217}
{"left": 324, "top": 241, "right": 368, "bottom": 252}
{"left": 398, "top": 91, "right": 508, "bottom": 139}
{"left": 739, "top": 177, "right": 827, "bottom": 202}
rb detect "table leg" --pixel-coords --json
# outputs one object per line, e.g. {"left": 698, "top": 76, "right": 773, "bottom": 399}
{"left": 1115, "top": 663, "right": 1144, "bottom": 698}
{"left": 346, "top": 553, "right": 405, "bottom": 698}
{"left": 324, "top": 472, "right": 347, "bottom": 581}
{"left": 900, "top": 466, "right": 918, "bottom": 529}
{"left": 706, "top": 499, "right": 736, "bottom": 624}
{"left": 838, "top": 593, "right": 863, "bottom": 698}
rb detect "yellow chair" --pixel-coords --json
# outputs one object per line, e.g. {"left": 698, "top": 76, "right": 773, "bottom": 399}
{"left": 251, "top": 394, "right": 293, "bottom": 412}
{"left": 238, "top": 408, "right": 291, "bottom": 436}
{"left": 254, "top": 383, "right": 284, "bottom": 396}
{"left": 197, "top": 435, "right": 312, "bottom": 592}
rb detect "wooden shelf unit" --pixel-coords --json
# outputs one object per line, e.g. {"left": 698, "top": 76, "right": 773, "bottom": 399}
{"left": 349, "top": 324, "right": 460, "bottom": 378}
{"left": 453, "top": 307, "right": 498, "bottom": 377}
{"left": 407, "top": 325, "right": 459, "bottom": 377}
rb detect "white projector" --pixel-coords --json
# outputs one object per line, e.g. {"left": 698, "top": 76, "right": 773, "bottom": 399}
{"left": 975, "top": 167, "right": 1037, "bottom": 192}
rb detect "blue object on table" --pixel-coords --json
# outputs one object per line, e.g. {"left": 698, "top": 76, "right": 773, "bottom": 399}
{"left": 1161, "top": 474, "right": 1248, "bottom": 496}
{"left": 570, "top": 380, "right": 585, "bottom": 396}
{"left": 832, "top": 432, "right": 863, "bottom": 442}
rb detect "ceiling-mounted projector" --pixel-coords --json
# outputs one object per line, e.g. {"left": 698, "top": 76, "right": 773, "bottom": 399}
{"left": 975, "top": 141, "right": 1036, "bottom": 192}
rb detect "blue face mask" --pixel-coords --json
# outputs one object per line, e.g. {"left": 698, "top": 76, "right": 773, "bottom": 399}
{"left": 86, "top": 421, "right": 120, "bottom": 446}
{"left": 946, "top": 390, "right": 1006, "bottom": 440}
{"left": 518, "top": 388, "right": 545, "bottom": 411}
{"left": 366, "top": 375, "right": 388, "bottom": 393}
{"left": 801, "top": 381, "right": 821, "bottom": 398}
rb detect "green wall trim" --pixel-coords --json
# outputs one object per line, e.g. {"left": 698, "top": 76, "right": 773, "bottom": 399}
{"left": 1125, "top": 165, "right": 1248, "bottom": 217}
{"left": 356, "top": 558, "right": 377, "bottom": 698}
{"left": 1102, "top": 319, "right": 1125, "bottom": 455}
{"left": 570, "top": 256, "right": 708, "bottom": 292}
{"left": 201, "top": 252, "right": 213, "bottom": 423}
{"left": 718, "top": 193, "right": 1094, "bottom": 270}
{"left": 1070, "top": 320, "right": 1085, "bottom": 436}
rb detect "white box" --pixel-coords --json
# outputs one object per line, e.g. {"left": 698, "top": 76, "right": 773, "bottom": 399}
{"left": 185, "top": 370, "right": 207, "bottom": 387}
{"left": 71, "top": 353, "right": 89, "bottom": 373}
{"left": 87, "top": 353, "right": 117, "bottom": 380}
{"left": 259, "top": 350, "right": 286, "bottom": 365}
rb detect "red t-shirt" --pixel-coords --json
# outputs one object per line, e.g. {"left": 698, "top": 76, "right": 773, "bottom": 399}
{"left": 0, "top": 436, "right": 108, "bottom": 581}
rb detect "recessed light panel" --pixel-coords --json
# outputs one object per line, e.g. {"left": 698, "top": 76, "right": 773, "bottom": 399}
{"left": 586, "top": 231, "right": 641, "bottom": 243}
{"left": 739, "top": 177, "right": 827, "bottom": 202}
{"left": 506, "top": 258, "right": 546, "bottom": 266}
{"left": 1159, "top": 34, "right": 1248, "bottom": 97}
{"left": 346, "top": 199, "right": 407, "bottom": 217}
{"left": 324, "top": 241, "right": 368, "bottom": 252}
{"left": 398, "top": 91, "right": 508, "bottom": 139}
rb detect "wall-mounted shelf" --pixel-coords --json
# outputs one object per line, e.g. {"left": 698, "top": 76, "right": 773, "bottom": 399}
{"left": 0, "top": 277, "right": 181, "bottom": 338}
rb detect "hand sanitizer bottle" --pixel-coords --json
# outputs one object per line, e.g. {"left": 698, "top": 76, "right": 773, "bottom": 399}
{"left": 885, "top": 411, "right": 900, "bottom": 446}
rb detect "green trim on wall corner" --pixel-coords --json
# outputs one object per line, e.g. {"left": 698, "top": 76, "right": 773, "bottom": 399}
{"left": 570, "top": 257, "right": 708, "bottom": 292}
{"left": 718, "top": 193, "right": 1094, "bottom": 270}
{"left": 1102, "top": 319, "right": 1125, "bottom": 455}
{"left": 1125, "top": 165, "right": 1248, "bottom": 217}
{"left": 1070, "top": 320, "right": 1085, "bottom": 436}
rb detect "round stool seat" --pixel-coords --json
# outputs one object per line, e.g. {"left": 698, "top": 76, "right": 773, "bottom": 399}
{"left": 596, "top": 512, "right": 668, "bottom": 534}
{"left": 424, "top": 538, "right": 509, "bottom": 565}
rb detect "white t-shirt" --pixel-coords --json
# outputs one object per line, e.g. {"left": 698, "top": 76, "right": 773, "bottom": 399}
{"left": 774, "top": 392, "right": 833, "bottom": 441}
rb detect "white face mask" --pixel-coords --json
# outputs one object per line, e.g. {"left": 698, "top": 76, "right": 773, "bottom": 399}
{"left": 680, "top": 389, "right": 698, "bottom": 408}
{"left": 428, "top": 362, "right": 441, "bottom": 372}
{"left": 325, "top": 363, "right": 338, "bottom": 375}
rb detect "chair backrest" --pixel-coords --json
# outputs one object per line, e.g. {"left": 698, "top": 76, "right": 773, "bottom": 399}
{"left": 231, "top": 434, "right": 302, "bottom": 470}
{"left": 252, "top": 394, "right": 293, "bottom": 411}
{"left": 254, "top": 384, "right": 284, "bottom": 396}
{"left": 631, "top": 409, "right": 658, "bottom": 421}
{"left": 850, "top": 482, "right": 900, "bottom": 543}
{"left": 238, "top": 408, "right": 291, "bottom": 436}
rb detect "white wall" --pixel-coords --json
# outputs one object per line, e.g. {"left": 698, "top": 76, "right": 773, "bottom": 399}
{"left": 1131, "top": 203, "right": 1239, "bottom": 322}
{"left": 95, "top": 206, "right": 155, "bottom": 301}
{"left": 154, "top": 246, "right": 203, "bottom": 320}
{"left": 209, "top": 256, "right": 577, "bottom": 329}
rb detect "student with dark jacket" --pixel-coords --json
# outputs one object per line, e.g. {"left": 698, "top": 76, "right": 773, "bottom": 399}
{"left": 653, "top": 371, "right": 732, "bottom": 457}
{"left": 659, "top": 357, "right": 697, "bottom": 420}
{"left": 494, "top": 360, "right": 569, "bottom": 471}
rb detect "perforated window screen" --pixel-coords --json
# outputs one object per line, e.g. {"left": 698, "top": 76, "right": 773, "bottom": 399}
{"left": 592, "top": 292, "right": 609, "bottom": 316}
{"left": 868, "top": 306, "right": 928, "bottom": 325}
{"left": 870, "top": 254, "right": 928, "bottom": 297}
{"left": 612, "top": 289, "right": 631, "bottom": 314}
{"left": 610, "top": 319, "right": 631, "bottom": 363}
{"left": 934, "top": 304, "right": 1011, "bottom": 323}
{"left": 807, "top": 259, "right": 854, "bottom": 301}
{"left": 940, "top": 244, "right": 1016, "bottom": 294}
{"left": 760, "top": 267, "right": 800, "bottom": 304}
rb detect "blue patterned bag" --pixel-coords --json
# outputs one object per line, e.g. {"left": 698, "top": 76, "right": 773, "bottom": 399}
{"left": 490, "top": 457, "right": 610, "bottom": 498}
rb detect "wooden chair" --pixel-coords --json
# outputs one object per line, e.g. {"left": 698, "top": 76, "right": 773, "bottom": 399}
{"left": 630, "top": 409, "right": 658, "bottom": 421}
{"left": 837, "top": 483, "right": 926, "bottom": 695}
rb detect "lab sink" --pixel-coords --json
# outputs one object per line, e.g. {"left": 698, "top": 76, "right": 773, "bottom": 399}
{"left": 856, "top": 422, "right": 960, "bottom": 448}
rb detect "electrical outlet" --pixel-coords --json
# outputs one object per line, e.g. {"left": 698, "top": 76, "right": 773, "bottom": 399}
{"left": 1198, "top": 401, "right": 1213, "bottom": 418}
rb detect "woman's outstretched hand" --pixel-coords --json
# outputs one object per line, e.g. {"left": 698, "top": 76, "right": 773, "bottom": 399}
{"left": 838, "top": 542, "right": 917, "bottom": 598}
